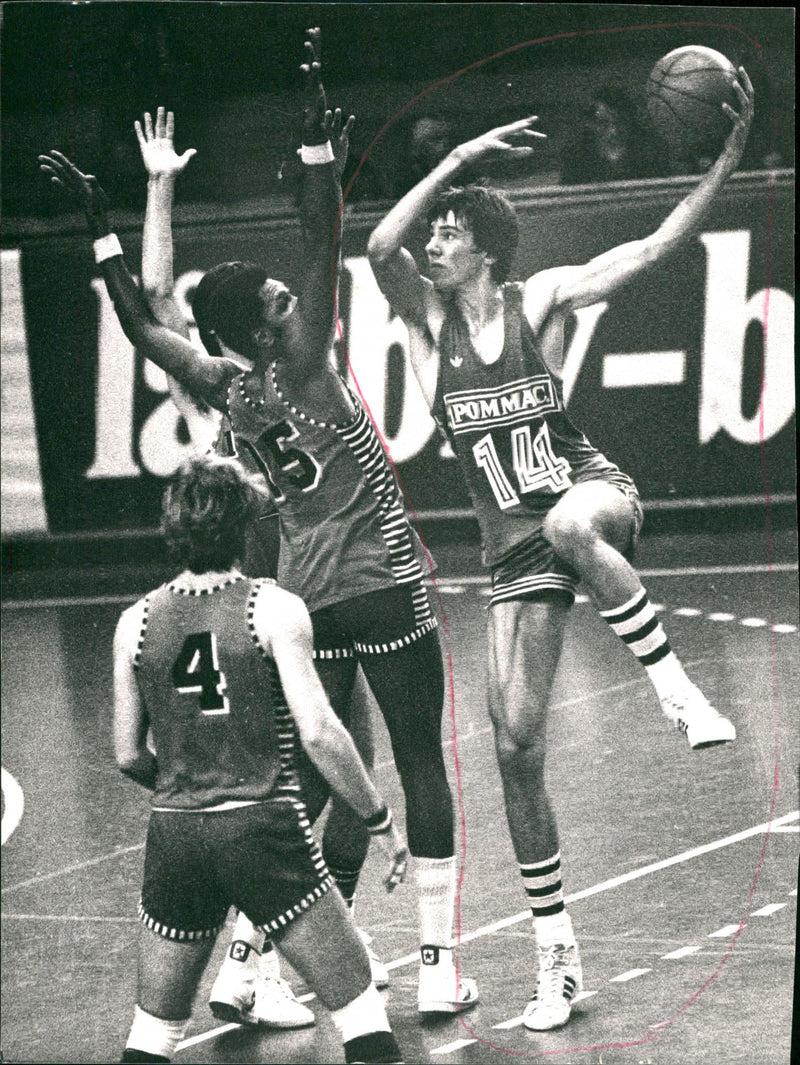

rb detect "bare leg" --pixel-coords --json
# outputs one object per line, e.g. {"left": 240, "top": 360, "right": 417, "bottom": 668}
{"left": 272, "top": 889, "right": 371, "bottom": 1011}
{"left": 136, "top": 925, "right": 216, "bottom": 1018}
{"left": 541, "top": 481, "right": 639, "bottom": 609}
{"left": 487, "top": 595, "right": 571, "bottom": 864}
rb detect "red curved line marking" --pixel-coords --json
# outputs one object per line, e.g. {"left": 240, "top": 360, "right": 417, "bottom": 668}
{"left": 330, "top": 15, "right": 782, "bottom": 1058}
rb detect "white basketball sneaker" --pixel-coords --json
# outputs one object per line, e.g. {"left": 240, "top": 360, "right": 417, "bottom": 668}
{"left": 208, "top": 942, "right": 315, "bottom": 1029}
{"left": 660, "top": 681, "right": 736, "bottom": 748}
{"left": 523, "top": 941, "right": 583, "bottom": 1031}
{"left": 417, "top": 945, "right": 479, "bottom": 1015}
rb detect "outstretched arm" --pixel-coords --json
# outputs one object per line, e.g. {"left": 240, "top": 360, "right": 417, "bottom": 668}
{"left": 367, "top": 115, "right": 546, "bottom": 325}
{"left": 38, "top": 150, "right": 234, "bottom": 412}
{"left": 532, "top": 69, "right": 755, "bottom": 320}
{"left": 135, "top": 106, "right": 196, "bottom": 337}
{"left": 135, "top": 108, "right": 220, "bottom": 447}
{"left": 281, "top": 29, "right": 347, "bottom": 379}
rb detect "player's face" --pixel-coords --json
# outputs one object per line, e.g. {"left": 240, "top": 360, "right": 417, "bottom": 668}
{"left": 258, "top": 278, "right": 298, "bottom": 331}
{"left": 425, "top": 212, "right": 488, "bottom": 289}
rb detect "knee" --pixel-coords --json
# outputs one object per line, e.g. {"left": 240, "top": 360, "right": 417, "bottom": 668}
{"left": 491, "top": 712, "right": 547, "bottom": 773}
{"left": 542, "top": 509, "right": 596, "bottom": 562}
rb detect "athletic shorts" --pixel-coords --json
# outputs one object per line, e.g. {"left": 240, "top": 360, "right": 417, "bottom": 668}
{"left": 310, "top": 579, "right": 437, "bottom": 659}
{"left": 489, "top": 477, "right": 644, "bottom": 607}
{"left": 138, "top": 799, "right": 333, "bottom": 941}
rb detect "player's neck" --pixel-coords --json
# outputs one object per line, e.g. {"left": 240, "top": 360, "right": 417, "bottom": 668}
{"left": 455, "top": 275, "right": 503, "bottom": 331}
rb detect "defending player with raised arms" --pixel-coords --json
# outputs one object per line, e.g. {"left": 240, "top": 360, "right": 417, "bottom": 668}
{"left": 41, "top": 27, "right": 477, "bottom": 1017}
{"left": 367, "top": 68, "right": 753, "bottom": 1030}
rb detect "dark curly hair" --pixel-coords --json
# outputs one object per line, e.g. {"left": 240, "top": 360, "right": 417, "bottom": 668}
{"left": 191, "top": 261, "right": 269, "bottom": 361}
{"left": 427, "top": 184, "right": 519, "bottom": 283}
{"left": 161, "top": 455, "right": 264, "bottom": 573}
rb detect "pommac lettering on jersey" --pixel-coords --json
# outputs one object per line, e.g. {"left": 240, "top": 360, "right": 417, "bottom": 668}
{"left": 444, "top": 375, "right": 560, "bottom": 435}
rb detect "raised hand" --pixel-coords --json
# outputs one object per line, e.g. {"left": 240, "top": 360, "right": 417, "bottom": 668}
{"left": 323, "top": 107, "right": 356, "bottom": 178}
{"left": 720, "top": 67, "right": 755, "bottom": 162}
{"left": 134, "top": 107, "right": 197, "bottom": 179}
{"left": 300, "top": 27, "right": 328, "bottom": 145}
{"left": 38, "top": 150, "right": 111, "bottom": 237}
{"left": 452, "top": 115, "right": 547, "bottom": 167}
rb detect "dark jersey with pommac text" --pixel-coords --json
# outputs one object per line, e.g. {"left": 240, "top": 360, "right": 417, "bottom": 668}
{"left": 226, "top": 363, "right": 425, "bottom": 613}
{"left": 432, "top": 282, "right": 629, "bottom": 565}
{"left": 134, "top": 576, "right": 300, "bottom": 810}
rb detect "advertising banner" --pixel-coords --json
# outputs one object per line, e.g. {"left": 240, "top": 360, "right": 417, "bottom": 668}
{"left": 1, "top": 171, "right": 794, "bottom": 535}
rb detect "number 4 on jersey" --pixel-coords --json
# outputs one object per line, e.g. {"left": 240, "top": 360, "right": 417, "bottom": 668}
{"left": 172, "top": 632, "right": 230, "bottom": 715}
{"left": 473, "top": 422, "right": 572, "bottom": 510}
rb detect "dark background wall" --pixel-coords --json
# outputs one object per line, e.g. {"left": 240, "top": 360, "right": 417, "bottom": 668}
{"left": 2, "top": 3, "right": 794, "bottom": 218}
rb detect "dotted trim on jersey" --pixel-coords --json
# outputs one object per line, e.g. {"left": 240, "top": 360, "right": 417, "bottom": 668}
{"left": 168, "top": 573, "right": 246, "bottom": 597}
{"left": 256, "top": 798, "right": 334, "bottom": 935}
{"left": 137, "top": 899, "right": 222, "bottom": 942}
{"left": 132, "top": 596, "right": 151, "bottom": 671}
{"left": 268, "top": 361, "right": 359, "bottom": 431}
{"left": 352, "top": 614, "right": 438, "bottom": 655}
{"left": 312, "top": 646, "right": 356, "bottom": 660}
{"left": 246, "top": 581, "right": 303, "bottom": 796}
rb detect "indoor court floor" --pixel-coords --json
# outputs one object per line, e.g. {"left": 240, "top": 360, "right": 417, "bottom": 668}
{"left": 2, "top": 523, "right": 798, "bottom": 1064}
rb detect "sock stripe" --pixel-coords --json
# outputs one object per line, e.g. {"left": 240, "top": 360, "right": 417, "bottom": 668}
{"left": 520, "top": 858, "right": 560, "bottom": 877}
{"left": 617, "top": 614, "right": 659, "bottom": 643}
{"left": 526, "top": 879, "right": 563, "bottom": 898}
{"left": 599, "top": 589, "right": 647, "bottom": 622}
{"left": 639, "top": 643, "right": 673, "bottom": 666}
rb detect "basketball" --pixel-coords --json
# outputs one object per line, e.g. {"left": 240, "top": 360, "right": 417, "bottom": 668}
{"left": 646, "top": 46, "right": 738, "bottom": 159}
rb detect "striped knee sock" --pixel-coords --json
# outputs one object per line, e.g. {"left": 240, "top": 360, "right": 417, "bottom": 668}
{"left": 520, "top": 853, "right": 564, "bottom": 920}
{"left": 599, "top": 589, "right": 684, "bottom": 698}
{"left": 521, "top": 853, "right": 575, "bottom": 947}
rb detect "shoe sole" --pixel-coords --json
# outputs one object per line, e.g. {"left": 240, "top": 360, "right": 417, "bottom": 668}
{"left": 209, "top": 1000, "right": 315, "bottom": 1029}
{"left": 418, "top": 996, "right": 479, "bottom": 1015}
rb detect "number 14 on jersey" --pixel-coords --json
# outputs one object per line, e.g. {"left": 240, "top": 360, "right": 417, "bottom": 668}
{"left": 473, "top": 422, "right": 572, "bottom": 510}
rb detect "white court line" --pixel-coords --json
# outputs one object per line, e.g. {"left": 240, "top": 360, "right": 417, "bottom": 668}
{"left": 431, "top": 1039, "right": 477, "bottom": 1055}
{"left": 751, "top": 903, "right": 787, "bottom": 917}
{"left": 708, "top": 924, "right": 742, "bottom": 938}
{"left": 1, "top": 913, "right": 137, "bottom": 923}
{"left": 174, "top": 809, "right": 800, "bottom": 1053}
{"left": 1, "top": 767, "right": 24, "bottom": 845}
{"left": 609, "top": 968, "right": 652, "bottom": 982}
{"left": 1, "top": 842, "right": 144, "bottom": 895}
{"left": 661, "top": 945, "right": 702, "bottom": 960}
{"left": 3, "top": 562, "right": 798, "bottom": 610}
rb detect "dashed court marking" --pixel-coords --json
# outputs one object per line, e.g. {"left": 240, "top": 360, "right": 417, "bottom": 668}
{"left": 661, "top": 945, "right": 702, "bottom": 960}
{"left": 751, "top": 903, "right": 787, "bottom": 917}
{"left": 708, "top": 923, "right": 742, "bottom": 938}
{"left": 432, "top": 1039, "right": 477, "bottom": 1055}
{"left": 609, "top": 968, "right": 652, "bottom": 982}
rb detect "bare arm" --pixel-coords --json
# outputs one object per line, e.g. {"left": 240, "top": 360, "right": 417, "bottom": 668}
{"left": 280, "top": 29, "right": 346, "bottom": 380}
{"left": 113, "top": 603, "right": 157, "bottom": 790}
{"left": 38, "top": 150, "right": 234, "bottom": 412}
{"left": 541, "top": 69, "right": 755, "bottom": 317}
{"left": 136, "top": 106, "right": 197, "bottom": 336}
{"left": 368, "top": 115, "right": 545, "bottom": 324}
{"left": 255, "top": 584, "right": 408, "bottom": 890}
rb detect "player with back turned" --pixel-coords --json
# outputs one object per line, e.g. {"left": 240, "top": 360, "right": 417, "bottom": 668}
{"left": 367, "top": 64, "right": 753, "bottom": 1030}
{"left": 111, "top": 453, "right": 407, "bottom": 1064}
{"left": 40, "top": 27, "right": 477, "bottom": 1017}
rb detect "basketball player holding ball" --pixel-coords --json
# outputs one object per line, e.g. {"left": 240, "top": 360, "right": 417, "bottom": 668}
{"left": 368, "top": 60, "right": 753, "bottom": 1030}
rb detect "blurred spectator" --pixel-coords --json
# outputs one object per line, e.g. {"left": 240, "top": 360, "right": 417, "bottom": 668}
{"left": 559, "top": 80, "right": 667, "bottom": 185}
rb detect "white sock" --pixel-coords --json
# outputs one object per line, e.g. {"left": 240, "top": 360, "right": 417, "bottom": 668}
{"left": 330, "top": 984, "right": 391, "bottom": 1043}
{"left": 534, "top": 911, "right": 576, "bottom": 950}
{"left": 416, "top": 855, "right": 456, "bottom": 947}
{"left": 125, "top": 1006, "right": 189, "bottom": 1058}
{"left": 230, "top": 911, "right": 263, "bottom": 953}
{"left": 599, "top": 589, "right": 686, "bottom": 699}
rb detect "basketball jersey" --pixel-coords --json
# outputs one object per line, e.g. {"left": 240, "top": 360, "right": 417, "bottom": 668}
{"left": 226, "top": 362, "right": 425, "bottom": 613}
{"left": 134, "top": 575, "right": 300, "bottom": 810}
{"left": 432, "top": 282, "right": 624, "bottom": 565}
